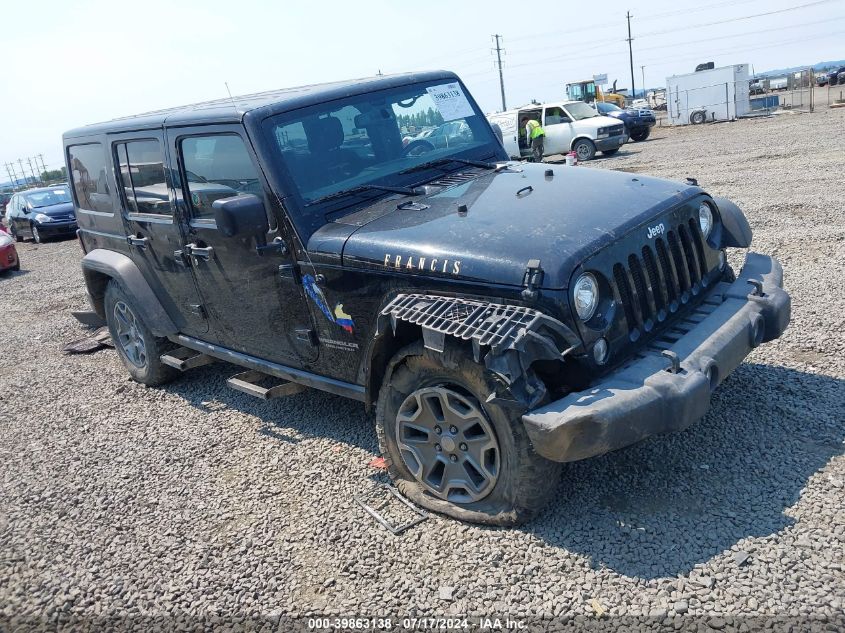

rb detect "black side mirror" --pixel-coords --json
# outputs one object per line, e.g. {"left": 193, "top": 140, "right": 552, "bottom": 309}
{"left": 212, "top": 194, "right": 269, "bottom": 238}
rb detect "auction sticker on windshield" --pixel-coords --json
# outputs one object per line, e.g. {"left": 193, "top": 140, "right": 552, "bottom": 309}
{"left": 426, "top": 83, "right": 474, "bottom": 121}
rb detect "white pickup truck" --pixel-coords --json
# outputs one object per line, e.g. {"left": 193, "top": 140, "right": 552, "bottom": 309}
{"left": 487, "top": 100, "right": 627, "bottom": 161}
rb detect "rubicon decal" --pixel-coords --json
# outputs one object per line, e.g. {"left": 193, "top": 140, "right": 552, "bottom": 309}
{"left": 383, "top": 253, "right": 462, "bottom": 276}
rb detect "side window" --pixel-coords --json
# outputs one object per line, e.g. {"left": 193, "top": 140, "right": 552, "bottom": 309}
{"left": 114, "top": 139, "right": 171, "bottom": 215}
{"left": 180, "top": 134, "right": 262, "bottom": 221}
{"left": 68, "top": 143, "right": 113, "bottom": 214}
{"left": 544, "top": 107, "right": 567, "bottom": 126}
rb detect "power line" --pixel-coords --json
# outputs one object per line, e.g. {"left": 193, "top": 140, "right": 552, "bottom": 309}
{"left": 637, "top": 0, "right": 838, "bottom": 38}
{"left": 492, "top": 34, "right": 507, "bottom": 111}
{"left": 637, "top": 0, "right": 760, "bottom": 21}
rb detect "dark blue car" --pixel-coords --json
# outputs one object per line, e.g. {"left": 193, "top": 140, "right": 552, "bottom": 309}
{"left": 4, "top": 185, "right": 77, "bottom": 243}
{"left": 595, "top": 101, "right": 656, "bottom": 142}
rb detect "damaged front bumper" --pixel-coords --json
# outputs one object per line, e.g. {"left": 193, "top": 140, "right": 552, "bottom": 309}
{"left": 522, "top": 252, "right": 791, "bottom": 463}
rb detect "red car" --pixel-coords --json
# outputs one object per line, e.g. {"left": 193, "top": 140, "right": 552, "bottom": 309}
{"left": 0, "top": 227, "right": 20, "bottom": 273}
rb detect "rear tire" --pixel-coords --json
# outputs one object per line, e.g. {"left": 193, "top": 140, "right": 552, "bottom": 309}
{"left": 10, "top": 225, "right": 23, "bottom": 243}
{"left": 104, "top": 280, "right": 179, "bottom": 387}
{"left": 572, "top": 138, "right": 596, "bottom": 161}
{"left": 690, "top": 110, "right": 707, "bottom": 125}
{"left": 376, "top": 343, "right": 561, "bottom": 526}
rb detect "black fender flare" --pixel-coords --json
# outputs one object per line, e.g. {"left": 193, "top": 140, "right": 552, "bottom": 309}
{"left": 711, "top": 197, "right": 753, "bottom": 249}
{"left": 81, "top": 249, "right": 177, "bottom": 337}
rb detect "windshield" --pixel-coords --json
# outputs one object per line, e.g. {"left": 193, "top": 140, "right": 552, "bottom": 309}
{"left": 24, "top": 186, "right": 71, "bottom": 208}
{"left": 264, "top": 79, "right": 502, "bottom": 238}
{"left": 563, "top": 102, "right": 599, "bottom": 121}
{"left": 597, "top": 102, "right": 621, "bottom": 113}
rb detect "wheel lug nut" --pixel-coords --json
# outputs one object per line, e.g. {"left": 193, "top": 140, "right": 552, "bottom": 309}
{"left": 435, "top": 444, "right": 442, "bottom": 452}
{"left": 449, "top": 425, "right": 458, "bottom": 434}
{"left": 434, "top": 426, "right": 442, "bottom": 435}
{"left": 459, "top": 443, "right": 468, "bottom": 451}
{"left": 449, "top": 454, "right": 458, "bottom": 462}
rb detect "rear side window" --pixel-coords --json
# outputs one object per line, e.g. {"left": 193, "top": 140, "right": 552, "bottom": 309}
{"left": 68, "top": 143, "right": 113, "bottom": 214}
{"left": 114, "top": 139, "right": 171, "bottom": 215}
{"left": 180, "top": 134, "right": 262, "bottom": 221}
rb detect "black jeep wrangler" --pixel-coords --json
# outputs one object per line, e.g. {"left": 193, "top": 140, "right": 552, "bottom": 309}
{"left": 63, "top": 71, "right": 790, "bottom": 525}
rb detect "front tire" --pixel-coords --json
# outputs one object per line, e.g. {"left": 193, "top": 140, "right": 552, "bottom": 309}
{"left": 104, "top": 280, "right": 179, "bottom": 386}
{"left": 572, "top": 138, "right": 596, "bottom": 161}
{"left": 376, "top": 343, "right": 561, "bottom": 526}
{"left": 31, "top": 224, "right": 42, "bottom": 244}
{"left": 630, "top": 128, "right": 650, "bottom": 142}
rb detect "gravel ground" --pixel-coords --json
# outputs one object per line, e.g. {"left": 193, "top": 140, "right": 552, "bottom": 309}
{"left": 1, "top": 105, "right": 844, "bottom": 632}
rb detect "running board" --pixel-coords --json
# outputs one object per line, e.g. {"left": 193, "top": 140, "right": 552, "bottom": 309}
{"left": 226, "top": 370, "right": 307, "bottom": 400}
{"left": 160, "top": 347, "right": 216, "bottom": 371}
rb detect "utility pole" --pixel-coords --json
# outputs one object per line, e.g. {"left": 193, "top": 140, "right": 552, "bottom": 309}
{"left": 27, "top": 158, "right": 41, "bottom": 185}
{"left": 492, "top": 34, "right": 507, "bottom": 112}
{"left": 4, "top": 163, "right": 15, "bottom": 187}
{"left": 641, "top": 66, "right": 646, "bottom": 97}
{"left": 626, "top": 11, "right": 635, "bottom": 98}
{"left": 37, "top": 154, "right": 48, "bottom": 181}
{"left": 17, "top": 159, "right": 27, "bottom": 185}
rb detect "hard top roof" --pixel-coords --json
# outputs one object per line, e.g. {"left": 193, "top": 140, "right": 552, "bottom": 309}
{"left": 64, "top": 71, "right": 458, "bottom": 139}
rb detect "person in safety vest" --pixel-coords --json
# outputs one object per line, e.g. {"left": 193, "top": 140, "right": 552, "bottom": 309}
{"left": 521, "top": 116, "right": 545, "bottom": 162}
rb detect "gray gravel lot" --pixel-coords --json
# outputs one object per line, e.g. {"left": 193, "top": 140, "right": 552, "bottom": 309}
{"left": 1, "top": 106, "right": 844, "bottom": 631}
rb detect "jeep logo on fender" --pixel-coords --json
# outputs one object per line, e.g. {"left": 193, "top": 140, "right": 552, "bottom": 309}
{"left": 647, "top": 223, "right": 665, "bottom": 239}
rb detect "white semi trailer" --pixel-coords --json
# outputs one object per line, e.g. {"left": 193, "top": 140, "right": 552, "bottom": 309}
{"left": 666, "top": 64, "right": 751, "bottom": 125}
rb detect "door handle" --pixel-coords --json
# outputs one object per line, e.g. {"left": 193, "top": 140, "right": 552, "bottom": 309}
{"left": 127, "top": 234, "right": 149, "bottom": 249}
{"left": 186, "top": 243, "right": 214, "bottom": 261}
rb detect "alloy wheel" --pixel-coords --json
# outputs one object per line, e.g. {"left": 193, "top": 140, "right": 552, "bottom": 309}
{"left": 31, "top": 225, "right": 40, "bottom": 243}
{"left": 396, "top": 386, "right": 500, "bottom": 503}
{"left": 113, "top": 301, "right": 147, "bottom": 368}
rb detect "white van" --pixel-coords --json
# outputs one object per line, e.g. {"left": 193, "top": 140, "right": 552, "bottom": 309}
{"left": 487, "top": 100, "right": 627, "bottom": 161}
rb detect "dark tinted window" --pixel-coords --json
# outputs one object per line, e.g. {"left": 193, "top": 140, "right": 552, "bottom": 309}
{"left": 180, "top": 135, "right": 261, "bottom": 221}
{"left": 68, "top": 143, "right": 113, "bottom": 213}
{"left": 115, "top": 139, "right": 171, "bottom": 215}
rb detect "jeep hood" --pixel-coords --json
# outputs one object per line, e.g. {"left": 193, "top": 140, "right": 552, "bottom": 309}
{"left": 308, "top": 164, "right": 699, "bottom": 289}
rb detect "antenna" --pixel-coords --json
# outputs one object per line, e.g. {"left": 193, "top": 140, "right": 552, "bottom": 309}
{"left": 224, "top": 82, "right": 237, "bottom": 110}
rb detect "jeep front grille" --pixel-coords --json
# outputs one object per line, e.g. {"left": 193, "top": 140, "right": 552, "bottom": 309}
{"left": 612, "top": 218, "right": 712, "bottom": 339}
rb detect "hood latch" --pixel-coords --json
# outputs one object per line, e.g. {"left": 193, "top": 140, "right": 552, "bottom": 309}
{"left": 521, "top": 259, "right": 544, "bottom": 301}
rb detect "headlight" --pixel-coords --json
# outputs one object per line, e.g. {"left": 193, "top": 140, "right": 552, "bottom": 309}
{"left": 574, "top": 273, "right": 599, "bottom": 321}
{"left": 698, "top": 202, "right": 713, "bottom": 238}
{"left": 34, "top": 213, "right": 52, "bottom": 223}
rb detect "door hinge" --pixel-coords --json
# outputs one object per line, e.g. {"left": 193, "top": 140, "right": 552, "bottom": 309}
{"left": 279, "top": 263, "right": 301, "bottom": 284}
{"left": 295, "top": 328, "right": 317, "bottom": 346}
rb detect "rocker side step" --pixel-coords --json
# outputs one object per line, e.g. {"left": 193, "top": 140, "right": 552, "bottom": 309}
{"left": 160, "top": 347, "right": 216, "bottom": 371}
{"left": 226, "top": 370, "right": 307, "bottom": 400}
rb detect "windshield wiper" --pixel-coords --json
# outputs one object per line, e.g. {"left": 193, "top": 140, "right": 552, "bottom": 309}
{"left": 399, "top": 157, "right": 497, "bottom": 175}
{"left": 306, "top": 184, "right": 419, "bottom": 206}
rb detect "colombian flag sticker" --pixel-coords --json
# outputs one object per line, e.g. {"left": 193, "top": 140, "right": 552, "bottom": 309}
{"left": 333, "top": 304, "right": 354, "bottom": 333}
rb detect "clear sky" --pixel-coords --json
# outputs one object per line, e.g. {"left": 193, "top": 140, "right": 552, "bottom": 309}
{"left": 1, "top": 0, "right": 843, "bottom": 176}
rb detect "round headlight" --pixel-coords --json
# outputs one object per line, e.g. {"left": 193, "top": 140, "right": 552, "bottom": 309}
{"left": 698, "top": 202, "right": 713, "bottom": 238}
{"left": 573, "top": 273, "right": 599, "bottom": 321}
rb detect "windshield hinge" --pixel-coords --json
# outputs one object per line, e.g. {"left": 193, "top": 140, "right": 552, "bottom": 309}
{"left": 521, "top": 259, "right": 544, "bottom": 302}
